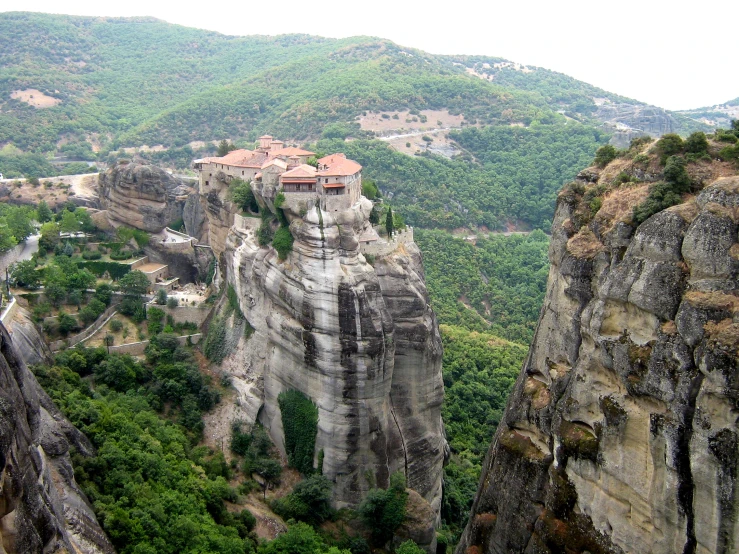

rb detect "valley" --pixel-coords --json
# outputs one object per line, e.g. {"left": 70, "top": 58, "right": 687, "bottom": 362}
{"left": 0, "top": 10, "right": 737, "bottom": 554}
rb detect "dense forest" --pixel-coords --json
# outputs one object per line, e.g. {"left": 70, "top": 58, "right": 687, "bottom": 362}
{"left": 416, "top": 230, "right": 550, "bottom": 345}
{"left": 314, "top": 125, "right": 604, "bottom": 231}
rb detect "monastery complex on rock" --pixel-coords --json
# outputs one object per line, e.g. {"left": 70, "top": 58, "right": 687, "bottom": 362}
{"left": 194, "top": 135, "right": 362, "bottom": 213}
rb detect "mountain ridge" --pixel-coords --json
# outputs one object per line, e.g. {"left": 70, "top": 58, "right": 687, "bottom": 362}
{"left": 0, "top": 11, "right": 711, "bottom": 154}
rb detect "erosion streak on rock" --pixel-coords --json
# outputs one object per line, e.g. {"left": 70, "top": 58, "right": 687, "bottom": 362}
{"left": 457, "top": 175, "right": 739, "bottom": 554}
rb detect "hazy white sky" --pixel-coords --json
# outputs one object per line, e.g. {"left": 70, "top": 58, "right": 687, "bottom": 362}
{"left": 5, "top": 1, "right": 737, "bottom": 110}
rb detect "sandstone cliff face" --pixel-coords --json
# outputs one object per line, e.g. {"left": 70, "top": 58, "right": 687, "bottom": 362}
{"left": 3, "top": 305, "right": 52, "bottom": 367}
{"left": 596, "top": 104, "right": 676, "bottom": 148}
{"left": 457, "top": 172, "right": 739, "bottom": 554}
{"left": 218, "top": 199, "right": 447, "bottom": 520}
{"left": 99, "top": 163, "right": 193, "bottom": 232}
{"left": 0, "top": 322, "right": 114, "bottom": 554}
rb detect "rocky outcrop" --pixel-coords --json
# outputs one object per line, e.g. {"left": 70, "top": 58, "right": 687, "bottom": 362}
{"left": 597, "top": 104, "right": 676, "bottom": 148}
{"left": 457, "top": 173, "right": 739, "bottom": 554}
{"left": 219, "top": 198, "right": 447, "bottom": 519}
{"left": 184, "top": 192, "right": 207, "bottom": 241}
{"left": 3, "top": 305, "right": 52, "bottom": 367}
{"left": 0, "top": 321, "right": 114, "bottom": 554}
{"left": 98, "top": 163, "right": 194, "bottom": 232}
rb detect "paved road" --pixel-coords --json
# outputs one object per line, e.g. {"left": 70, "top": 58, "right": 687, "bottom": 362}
{"left": 0, "top": 234, "right": 39, "bottom": 277}
{"left": 19, "top": 234, "right": 40, "bottom": 261}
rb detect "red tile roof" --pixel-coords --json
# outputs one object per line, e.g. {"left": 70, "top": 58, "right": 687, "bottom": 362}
{"left": 261, "top": 158, "right": 288, "bottom": 170}
{"left": 317, "top": 153, "right": 346, "bottom": 165}
{"left": 318, "top": 154, "right": 362, "bottom": 177}
{"left": 281, "top": 164, "right": 317, "bottom": 179}
{"left": 272, "top": 146, "right": 316, "bottom": 157}
{"left": 205, "top": 149, "right": 269, "bottom": 168}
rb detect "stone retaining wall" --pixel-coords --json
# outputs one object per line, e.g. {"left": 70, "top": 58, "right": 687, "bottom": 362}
{"left": 0, "top": 296, "right": 19, "bottom": 325}
{"left": 150, "top": 304, "right": 212, "bottom": 326}
{"left": 108, "top": 333, "right": 201, "bottom": 356}
{"left": 0, "top": 243, "right": 25, "bottom": 276}
{"left": 49, "top": 305, "right": 118, "bottom": 351}
{"left": 360, "top": 227, "right": 414, "bottom": 257}
{"left": 233, "top": 213, "right": 261, "bottom": 232}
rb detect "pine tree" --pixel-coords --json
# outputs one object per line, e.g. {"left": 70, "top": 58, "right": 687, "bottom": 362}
{"left": 37, "top": 201, "right": 52, "bottom": 223}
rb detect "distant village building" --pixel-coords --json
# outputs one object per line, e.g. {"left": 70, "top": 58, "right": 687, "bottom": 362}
{"left": 193, "top": 136, "right": 363, "bottom": 213}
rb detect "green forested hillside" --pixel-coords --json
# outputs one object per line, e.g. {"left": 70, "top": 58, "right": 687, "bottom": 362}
{"left": 315, "top": 126, "right": 604, "bottom": 231}
{"left": 416, "top": 230, "right": 550, "bottom": 345}
{"left": 0, "top": 11, "right": 702, "bottom": 156}
{"left": 0, "top": 12, "right": 345, "bottom": 151}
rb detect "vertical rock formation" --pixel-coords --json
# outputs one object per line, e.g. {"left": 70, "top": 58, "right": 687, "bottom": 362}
{"left": 0, "top": 322, "right": 114, "bottom": 554}
{"left": 457, "top": 163, "right": 739, "bottom": 553}
{"left": 217, "top": 196, "right": 447, "bottom": 520}
{"left": 98, "top": 163, "right": 194, "bottom": 232}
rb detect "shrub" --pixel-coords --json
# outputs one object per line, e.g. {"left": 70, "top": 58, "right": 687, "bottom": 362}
{"left": 271, "top": 474, "right": 334, "bottom": 525}
{"left": 633, "top": 153, "right": 650, "bottom": 165}
{"left": 278, "top": 389, "right": 318, "bottom": 474}
{"left": 593, "top": 144, "right": 618, "bottom": 167}
{"left": 231, "top": 178, "right": 259, "bottom": 213}
{"left": 358, "top": 472, "right": 408, "bottom": 545}
{"left": 10, "top": 259, "right": 41, "bottom": 289}
{"left": 685, "top": 132, "right": 709, "bottom": 155}
{"left": 110, "top": 319, "right": 123, "bottom": 333}
{"left": 362, "top": 178, "right": 380, "bottom": 200}
{"left": 258, "top": 218, "right": 274, "bottom": 246}
{"left": 110, "top": 250, "right": 133, "bottom": 260}
{"left": 718, "top": 143, "right": 739, "bottom": 166}
{"left": 94, "top": 284, "right": 113, "bottom": 306}
{"left": 169, "top": 218, "right": 185, "bottom": 232}
{"left": 78, "top": 261, "right": 131, "bottom": 280}
{"left": 82, "top": 250, "right": 102, "bottom": 260}
{"left": 231, "top": 421, "right": 252, "bottom": 456}
{"left": 58, "top": 313, "right": 77, "bottom": 336}
{"left": 147, "top": 307, "right": 165, "bottom": 336}
{"left": 633, "top": 181, "right": 683, "bottom": 225}
{"left": 663, "top": 155, "right": 689, "bottom": 189}
{"left": 156, "top": 288, "right": 168, "bottom": 305}
{"left": 203, "top": 316, "right": 228, "bottom": 363}
{"left": 655, "top": 133, "right": 684, "bottom": 164}
{"left": 227, "top": 285, "right": 243, "bottom": 318}
{"left": 272, "top": 227, "right": 294, "bottom": 260}
{"left": 396, "top": 541, "right": 425, "bottom": 554}
{"left": 167, "top": 297, "right": 179, "bottom": 309}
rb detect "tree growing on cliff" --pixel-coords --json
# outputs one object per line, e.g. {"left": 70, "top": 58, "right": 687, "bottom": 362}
{"left": 231, "top": 178, "right": 259, "bottom": 213}
{"left": 385, "top": 206, "right": 394, "bottom": 237}
{"left": 593, "top": 144, "right": 618, "bottom": 167}
{"left": 656, "top": 133, "right": 684, "bottom": 164}
{"left": 272, "top": 227, "right": 294, "bottom": 260}
{"left": 358, "top": 472, "right": 408, "bottom": 545}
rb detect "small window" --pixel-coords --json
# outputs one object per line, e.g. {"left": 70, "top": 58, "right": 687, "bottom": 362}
{"left": 242, "top": 171, "right": 244, "bottom": 175}
{"left": 205, "top": 181, "right": 209, "bottom": 186}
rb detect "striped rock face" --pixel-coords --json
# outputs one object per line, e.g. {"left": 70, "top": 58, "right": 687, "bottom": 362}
{"left": 0, "top": 322, "right": 114, "bottom": 554}
{"left": 457, "top": 176, "right": 739, "bottom": 554}
{"left": 217, "top": 198, "right": 447, "bottom": 536}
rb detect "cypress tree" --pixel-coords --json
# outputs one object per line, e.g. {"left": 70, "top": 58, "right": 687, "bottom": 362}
{"left": 385, "top": 206, "right": 394, "bottom": 237}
